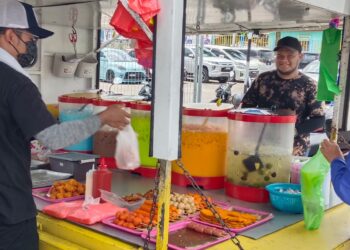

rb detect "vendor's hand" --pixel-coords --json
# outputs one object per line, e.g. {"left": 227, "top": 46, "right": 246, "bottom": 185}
{"left": 98, "top": 104, "right": 131, "bottom": 130}
{"left": 320, "top": 139, "right": 344, "bottom": 163}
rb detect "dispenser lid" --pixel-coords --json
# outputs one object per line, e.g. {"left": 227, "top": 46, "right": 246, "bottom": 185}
{"left": 92, "top": 98, "right": 125, "bottom": 107}
{"left": 228, "top": 109, "right": 296, "bottom": 124}
{"left": 129, "top": 101, "right": 152, "bottom": 111}
{"left": 58, "top": 95, "right": 93, "bottom": 104}
{"left": 183, "top": 103, "right": 233, "bottom": 117}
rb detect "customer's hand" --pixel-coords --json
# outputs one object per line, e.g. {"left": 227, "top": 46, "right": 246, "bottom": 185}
{"left": 98, "top": 104, "right": 131, "bottom": 130}
{"left": 320, "top": 139, "right": 344, "bottom": 163}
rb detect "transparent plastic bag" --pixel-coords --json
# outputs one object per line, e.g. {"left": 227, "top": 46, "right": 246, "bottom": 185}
{"left": 115, "top": 124, "right": 140, "bottom": 170}
{"left": 301, "top": 149, "right": 330, "bottom": 230}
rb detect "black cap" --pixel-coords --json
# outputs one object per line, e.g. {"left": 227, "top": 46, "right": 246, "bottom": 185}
{"left": 274, "top": 36, "right": 302, "bottom": 53}
{"left": 20, "top": 2, "right": 54, "bottom": 39}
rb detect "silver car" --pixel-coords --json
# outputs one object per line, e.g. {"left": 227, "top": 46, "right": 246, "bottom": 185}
{"left": 205, "top": 45, "right": 261, "bottom": 81}
{"left": 184, "top": 46, "right": 234, "bottom": 83}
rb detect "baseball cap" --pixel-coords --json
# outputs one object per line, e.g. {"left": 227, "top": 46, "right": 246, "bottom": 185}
{"left": 0, "top": 0, "right": 53, "bottom": 39}
{"left": 274, "top": 36, "right": 302, "bottom": 53}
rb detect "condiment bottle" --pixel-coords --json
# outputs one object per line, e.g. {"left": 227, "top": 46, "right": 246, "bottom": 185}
{"left": 84, "top": 164, "right": 95, "bottom": 200}
{"left": 92, "top": 158, "right": 112, "bottom": 198}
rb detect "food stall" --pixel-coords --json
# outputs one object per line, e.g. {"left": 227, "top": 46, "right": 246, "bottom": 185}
{"left": 20, "top": 0, "right": 350, "bottom": 249}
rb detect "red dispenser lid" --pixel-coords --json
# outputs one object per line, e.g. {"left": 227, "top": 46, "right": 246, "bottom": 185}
{"left": 92, "top": 98, "right": 126, "bottom": 107}
{"left": 129, "top": 101, "right": 152, "bottom": 111}
{"left": 183, "top": 103, "right": 232, "bottom": 117}
{"left": 58, "top": 95, "right": 93, "bottom": 104}
{"left": 228, "top": 110, "right": 296, "bottom": 124}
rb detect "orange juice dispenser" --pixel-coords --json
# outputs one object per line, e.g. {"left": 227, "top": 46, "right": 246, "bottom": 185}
{"left": 129, "top": 102, "right": 157, "bottom": 177}
{"left": 225, "top": 109, "right": 296, "bottom": 202}
{"left": 172, "top": 103, "right": 232, "bottom": 189}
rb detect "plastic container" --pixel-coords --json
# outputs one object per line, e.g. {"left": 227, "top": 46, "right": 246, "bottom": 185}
{"left": 129, "top": 102, "right": 157, "bottom": 168}
{"left": 265, "top": 183, "right": 303, "bottom": 213}
{"left": 52, "top": 54, "right": 79, "bottom": 78}
{"left": 225, "top": 109, "right": 296, "bottom": 202}
{"left": 92, "top": 159, "right": 112, "bottom": 198}
{"left": 58, "top": 93, "right": 97, "bottom": 152}
{"left": 48, "top": 152, "right": 98, "bottom": 181}
{"left": 99, "top": 190, "right": 145, "bottom": 211}
{"left": 84, "top": 164, "right": 95, "bottom": 199}
{"left": 75, "top": 56, "right": 98, "bottom": 78}
{"left": 290, "top": 156, "right": 310, "bottom": 184}
{"left": 172, "top": 103, "right": 232, "bottom": 189}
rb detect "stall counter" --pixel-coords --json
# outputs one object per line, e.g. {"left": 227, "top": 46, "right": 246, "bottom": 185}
{"left": 35, "top": 170, "right": 350, "bottom": 250}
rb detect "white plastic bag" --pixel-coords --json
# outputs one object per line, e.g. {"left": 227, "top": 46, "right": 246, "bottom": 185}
{"left": 115, "top": 125, "right": 140, "bottom": 170}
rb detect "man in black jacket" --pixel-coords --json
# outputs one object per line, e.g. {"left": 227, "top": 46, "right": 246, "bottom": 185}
{"left": 242, "top": 36, "right": 325, "bottom": 156}
{"left": 0, "top": 1, "right": 130, "bottom": 249}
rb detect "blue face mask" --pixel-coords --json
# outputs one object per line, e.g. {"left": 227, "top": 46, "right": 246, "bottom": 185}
{"left": 10, "top": 32, "right": 38, "bottom": 68}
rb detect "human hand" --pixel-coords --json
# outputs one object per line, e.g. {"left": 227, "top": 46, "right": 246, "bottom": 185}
{"left": 98, "top": 104, "right": 131, "bottom": 130}
{"left": 320, "top": 139, "right": 344, "bottom": 163}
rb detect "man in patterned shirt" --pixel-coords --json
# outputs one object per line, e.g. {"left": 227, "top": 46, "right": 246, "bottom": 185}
{"left": 241, "top": 36, "right": 325, "bottom": 156}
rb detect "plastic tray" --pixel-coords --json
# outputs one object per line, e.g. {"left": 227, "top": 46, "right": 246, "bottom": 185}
{"left": 141, "top": 220, "right": 231, "bottom": 250}
{"left": 192, "top": 205, "right": 273, "bottom": 233}
{"left": 101, "top": 216, "right": 146, "bottom": 235}
{"left": 31, "top": 169, "right": 72, "bottom": 188}
{"left": 32, "top": 187, "right": 84, "bottom": 203}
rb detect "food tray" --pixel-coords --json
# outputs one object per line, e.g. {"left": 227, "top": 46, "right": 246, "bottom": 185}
{"left": 32, "top": 187, "right": 84, "bottom": 203}
{"left": 31, "top": 169, "right": 72, "bottom": 188}
{"left": 192, "top": 205, "right": 273, "bottom": 233}
{"left": 141, "top": 220, "right": 231, "bottom": 250}
{"left": 101, "top": 216, "right": 146, "bottom": 235}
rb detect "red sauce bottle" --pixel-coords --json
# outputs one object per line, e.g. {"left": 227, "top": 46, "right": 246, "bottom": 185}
{"left": 92, "top": 158, "right": 112, "bottom": 198}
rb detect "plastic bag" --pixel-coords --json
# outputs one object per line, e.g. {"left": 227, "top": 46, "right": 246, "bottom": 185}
{"left": 115, "top": 125, "right": 140, "bottom": 170}
{"left": 66, "top": 202, "right": 125, "bottom": 225}
{"left": 301, "top": 149, "right": 330, "bottom": 230}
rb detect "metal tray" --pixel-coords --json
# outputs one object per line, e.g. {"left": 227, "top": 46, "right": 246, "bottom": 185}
{"left": 31, "top": 169, "right": 72, "bottom": 188}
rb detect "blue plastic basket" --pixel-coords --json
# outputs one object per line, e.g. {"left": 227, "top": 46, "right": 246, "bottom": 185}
{"left": 265, "top": 183, "right": 303, "bottom": 213}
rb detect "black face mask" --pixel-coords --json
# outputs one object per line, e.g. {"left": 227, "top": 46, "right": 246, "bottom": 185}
{"left": 11, "top": 33, "right": 38, "bottom": 68}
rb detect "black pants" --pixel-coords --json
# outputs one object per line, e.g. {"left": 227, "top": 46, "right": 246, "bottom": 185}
{"left": 0, "top": 217, "right": 38, "bottom": 250}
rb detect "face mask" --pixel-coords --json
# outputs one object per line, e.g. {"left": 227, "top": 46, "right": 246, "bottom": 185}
{"left": 17, "top": 39, "right": 38, "bottom": 68}
{"left": 10, "top": 32, "right": 38, "bottom": 68}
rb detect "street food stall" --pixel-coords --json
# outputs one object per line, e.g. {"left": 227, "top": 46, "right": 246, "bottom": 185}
{"left": 20, "top": 0, "right": 350, "bottom": 249}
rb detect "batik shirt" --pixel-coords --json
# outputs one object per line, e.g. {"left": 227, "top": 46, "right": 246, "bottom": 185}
{"left": 241, "top": 70, "right": 324, "bottom": 156}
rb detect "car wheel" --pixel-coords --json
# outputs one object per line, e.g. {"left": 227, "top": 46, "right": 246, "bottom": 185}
{"left": 106, "top": 70, "right": 115, "bottom": 83}
{"left": 202, "top": 67, "right": 209, "bottom": 83}
{"left": 218, "top": 77, "right": 228, "bottom": 83}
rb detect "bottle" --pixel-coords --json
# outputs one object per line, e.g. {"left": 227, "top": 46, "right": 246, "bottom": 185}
{"left": 92, "top": 158, "right": 112, "bottom": 198}
{"left": 84, "top": 164, "right": 95, "bottom": 201}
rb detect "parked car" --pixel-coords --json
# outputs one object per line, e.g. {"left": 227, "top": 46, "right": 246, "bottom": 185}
{"left": 205, "top": 45, "right": 261, "bottom": 81}
{"left": 184, "top": 46, "right": 234, "bottom": 83}
{"left": 235, "top": 47, "right": 275, "bottom": 65}
{"left": 302, "top": 59, "right": 319, "bottom": 82}
{"left": 99, "top": 48, "right": 146, "bottom": 84}
{"left": 299, "top": 52, "right": 320, "bottom": 69}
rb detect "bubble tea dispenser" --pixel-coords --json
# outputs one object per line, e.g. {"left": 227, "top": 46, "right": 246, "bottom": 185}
{"left": 225, "top": 110, "right": 296, "bottom": 202}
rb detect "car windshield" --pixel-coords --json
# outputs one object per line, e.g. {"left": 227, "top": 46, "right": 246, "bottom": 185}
{"left": 202, "top": 48, "right": 216, "bottom": 57}
{"left": 237, "top": 49, "right": 258, "bottom": 58}
{"left": 223, "top": 49, "right": 246, "bottom": 60}
{"left": 259, "top": 50, "right": 274, "bottom": 59}
{"left": 104, "top": 50, "right": 135, "bottom": 62}
{"left": 303, "top": 60, "right": 319, "bottom": 73}
{"left": 303, "top": 53, "right": 319, "bottom": 61}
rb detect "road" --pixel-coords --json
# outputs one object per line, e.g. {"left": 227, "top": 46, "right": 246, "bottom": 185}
{"left": 99, "top": 80, "right": 245, "bottom": 104}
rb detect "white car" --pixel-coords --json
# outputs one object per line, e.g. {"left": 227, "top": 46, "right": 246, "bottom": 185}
{"left": 302, "top": 60, "right": 319, "bottom": 82}
{"left": 205, "top": 45, "right": 261, "bottom": 81}
{"left": 184, "top": 46, "right": 234, "bottom": 83}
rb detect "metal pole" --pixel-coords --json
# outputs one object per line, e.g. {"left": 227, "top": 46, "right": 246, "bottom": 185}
{"left": 156, "top": 160, "right": 172, "bottom": 250}
{"left": 244, "top": 32, "right": 252, "bottom": 94}
{"left": 331, "top": 16, "right": 350, "bottom": 139}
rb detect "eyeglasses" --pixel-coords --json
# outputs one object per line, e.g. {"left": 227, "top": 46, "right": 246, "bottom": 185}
{"left": 14, "top": 29, "right": 39, "bottom": 43}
